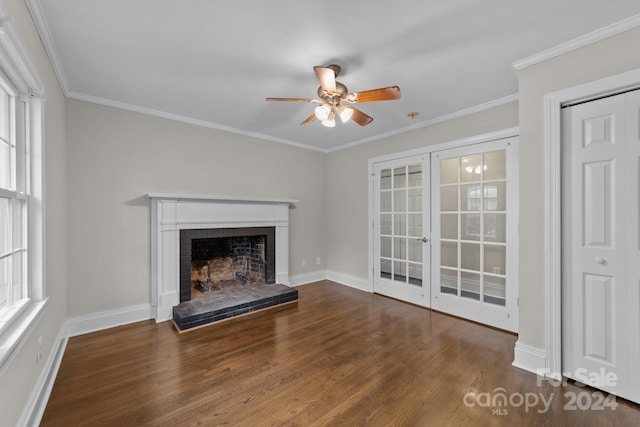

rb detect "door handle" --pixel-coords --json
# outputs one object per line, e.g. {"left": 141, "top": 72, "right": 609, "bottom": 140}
{"left": 417, "top": 237, "right": 428, "bottom": 243}
{"left": 595, "top": 257, "right": 607, "bottom": 265}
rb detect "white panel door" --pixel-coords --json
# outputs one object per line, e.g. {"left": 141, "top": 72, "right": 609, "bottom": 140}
{"left": 562, "top": 90, "right": 640, "bottom": 403}
{"left": 373, "top": 155, "right": 430, "bottom": 307}
{"left": 430, "top": 138, "right": 518, "bottom": 332}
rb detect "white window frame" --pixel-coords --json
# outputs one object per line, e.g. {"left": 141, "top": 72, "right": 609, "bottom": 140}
{"left": 0, "top": 4, "right": 46, "bottom": 376}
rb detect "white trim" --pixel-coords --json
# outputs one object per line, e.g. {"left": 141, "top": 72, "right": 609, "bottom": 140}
{"left": 65, "top": 304, "right": 154, "bottom": 337}
{"left": 149, "top": 197, "right": 293, "bottom": 321}
{"left": 17, "top": 321, "right": 68, "bottom": 427}
{"left": 512, "top": 340, "right": 547, "bottom": 375}
{"left": 28, "top": 95, "right": 45, "bottom": 302}
{"left": 367, "top": 160, "right": 375, "bottom": 297}
{"left": 0, "top": 3, "right": 44, "bottom": 94}
{"left": 544, "top": 93, "right": 563, "bottom": 379}
{"left": 18, "top": 1, "right": 521, "bottom": 157}
{"left": 0, "top": 0, "right": 47, "bottom": 379}
{"left": 0, "top": 300, "right": 47, "bottom": 378}
{"left": 543, "top": 68, "right": 640, "bottom": 380}
{"left": 513, "top": 14, "right": 640, "bottom": 71}
{"left": 289, "top": 270, "right": 327, "bottom": 287}
{"left": 328, "top": 94, "right": 519, "bottom": 153}
{"left": 24, "top": 0, "right": 69, "bottom": 95}
{"left": 67, "top": 90, "right": 327, "bottom": 153}
{"left": 146, "top": 193, "right": 298, "bottom": 205}
{"left": 368, "top": 127, "right": 519, "bottom": 166}
{"left": 15, "top": 2, "right": 520, "bottom": 159}
{"left": 326, "top": 271, "right": 372, "bottom": 293}
{"left": 69, "top": 91, "right": 519, "bottom": 155}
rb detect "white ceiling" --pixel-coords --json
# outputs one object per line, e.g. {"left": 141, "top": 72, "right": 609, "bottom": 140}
{"left": 29, "top": 0, "right": 640, "bottom": 151}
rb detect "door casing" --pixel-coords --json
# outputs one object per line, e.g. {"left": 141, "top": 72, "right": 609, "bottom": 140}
{"left": 543, "top": 68, "right": 640, "bottom": 381}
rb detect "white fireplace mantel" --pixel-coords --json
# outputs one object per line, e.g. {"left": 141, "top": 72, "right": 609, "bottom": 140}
{"left": 147, "top": 193, "right": 298, "bottom": 322}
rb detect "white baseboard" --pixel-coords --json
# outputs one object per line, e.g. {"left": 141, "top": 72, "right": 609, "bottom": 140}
{"left": 155, "top": 306, "right": 173, "bottom": 323}
{"left": 289, "top": 270, "right": 327, "bottom": 286}
{"left": 18, "top": 323, "right": 68, "bottom": 427}
{"left": 65, "top": 304, "right": 154, "bottom": 337}
{"left": 512, "top": 340, "right": 547, "bottom": 375}
{"left": 326, "top": 270, "right": 371, "bottom": 292}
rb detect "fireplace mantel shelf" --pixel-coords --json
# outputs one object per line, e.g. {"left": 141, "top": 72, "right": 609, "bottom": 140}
{"left": 146, "top": 193, "right": 298, "bottom": 205}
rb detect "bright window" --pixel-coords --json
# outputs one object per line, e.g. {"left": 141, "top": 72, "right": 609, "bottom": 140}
{"left": 0, "top": 77, "right": 27, "bottom": 314}
{"left": 0, "top": 7, "right": 46, "bottom": 373}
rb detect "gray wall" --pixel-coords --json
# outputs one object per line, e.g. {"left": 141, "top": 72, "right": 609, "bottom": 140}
{"left": 0, "top": 0, "right": 68, "bottom": 425}
{"left": 65, "top": 100, "right": 326, "bottom": 316}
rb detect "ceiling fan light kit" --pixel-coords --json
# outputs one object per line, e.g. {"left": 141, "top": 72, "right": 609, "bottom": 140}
{"left": 337, "top": 105, "right": 353, "bottom": 123}
{"left": 321, "top": 111, "right": 336, "bottom": 128}
{"left": 266, "top": 64, "right": 401, "bottom": 128}
{"left": 314, "top": 104, "right": 331, "bottom": 121}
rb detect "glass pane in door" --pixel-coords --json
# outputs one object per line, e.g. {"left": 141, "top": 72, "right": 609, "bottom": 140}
{"left": 438, "top": 149, "right": 508, "bottom": 306}
{"left": 378, "top": 163, "right": 424, "bottom": 287}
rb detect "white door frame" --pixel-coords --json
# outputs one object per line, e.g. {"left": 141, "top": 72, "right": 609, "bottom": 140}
{"left": 367, "top": 127, "right": 519, "bottom": 295}
{"left": 544, "top": 68, "right": 640, "bottom": 381}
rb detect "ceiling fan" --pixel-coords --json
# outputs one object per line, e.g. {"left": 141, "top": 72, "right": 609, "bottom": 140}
{"left": 266, "top": 64, "right": 401, "bottom": 127}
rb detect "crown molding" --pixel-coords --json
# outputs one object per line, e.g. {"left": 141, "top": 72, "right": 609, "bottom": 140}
{"left": 67, "top": 90, "right": 327, "bottom": 153}
{"left": 512, "top": 13, "right": 640, "bottom": 71}
{"left": 23, "top": 0, "right": 518, "bottom": 155}
{"left": 326, "top": 93, "right": 519, "bottom": 153}
{"left": 0, "top": 1, "right": 44, "bottom": 94}
{"left": 25, "top": 0, "right": 70, "bottom": 95}
{"left": 25, "top": 0, "right": 325, "bottom": 152}
{"left": 71, "top": 89, "right": 519, "bottom": 155}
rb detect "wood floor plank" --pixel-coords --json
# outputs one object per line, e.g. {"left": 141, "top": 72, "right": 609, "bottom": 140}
{"left": 41, "top": 281, "right": 640, "bottom": 426}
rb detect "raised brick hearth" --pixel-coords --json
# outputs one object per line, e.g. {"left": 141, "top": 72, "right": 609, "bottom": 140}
{"left": 172, "top": 281, "right": 298, "bottom": 330}
{"left": 171, "top": 225, "right": 297, "bottom": 331}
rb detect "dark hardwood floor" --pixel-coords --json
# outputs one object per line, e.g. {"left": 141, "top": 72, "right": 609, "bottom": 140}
{"left": 41, "top": 281, "right": 640, "bottom": 426}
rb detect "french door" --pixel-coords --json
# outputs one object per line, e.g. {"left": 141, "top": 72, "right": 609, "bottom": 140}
{"left": 430, "top": 138, "right": 518, "bottom": 332}
{"left": 373, "top": 155, "right": 430, "bottom": 307}
{"left": 561, "top": 90, "right": 640, "bottom": 403}
{"left": 371, "top": 137, "right": 518, "bottom": 331}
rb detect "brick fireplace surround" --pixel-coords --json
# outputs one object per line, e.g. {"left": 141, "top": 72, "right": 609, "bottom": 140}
{"left": 147, "top": 194, "right": 298, "bottom": 324}
{"left": 180, "top": 227, "right": 276, "bottom": 301}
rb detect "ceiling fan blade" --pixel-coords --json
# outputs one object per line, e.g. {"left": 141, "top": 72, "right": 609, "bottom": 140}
{"left": 349, "top": 86, "right": 401, "bottom": 103}
{"left": 265, "top": 97, "right": 315, "bottom": 102}
{"left": 350, "top": 107, "right": 373, "bottom": 126}
{"left": 301, "top": 113, "right": 317, "bottom": 125}
{"left": 314, "top": 66, "right": 337, "bottom": 94}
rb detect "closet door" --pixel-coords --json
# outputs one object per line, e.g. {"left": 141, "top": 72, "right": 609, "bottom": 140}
{"left": 430, "top": 138, "right": 518, "bottom": 332}
{"left": 373, "top": 155, "right": 430, "bottom": 307}
{"left": 562, "top": 90, "right": 640, "bottom": 403}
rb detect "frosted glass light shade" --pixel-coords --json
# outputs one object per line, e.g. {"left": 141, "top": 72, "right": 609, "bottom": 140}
{"left": 322, "top": 111, "right": 336, "bottom": 127}
{"left": 338, "top": 106, "right": 353, "bottom": 123}
{"left": 321, "top": 118, "right": 336, "bottom": 127}
{"left": 314, "top": 104, "right": 331, "bottom": 121}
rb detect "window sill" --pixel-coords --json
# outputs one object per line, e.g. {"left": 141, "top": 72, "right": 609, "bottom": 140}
{"left": 0, "top": 298, "right": 47, "bottom": 377}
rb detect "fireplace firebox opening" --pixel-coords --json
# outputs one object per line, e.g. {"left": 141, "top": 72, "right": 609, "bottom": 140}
{"left": 180, "top": 227, "right": 276, "bottom": 303}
